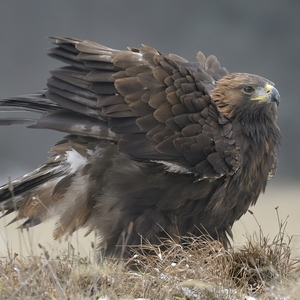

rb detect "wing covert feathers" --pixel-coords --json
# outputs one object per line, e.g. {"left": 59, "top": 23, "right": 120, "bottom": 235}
{"left": 40, "top": 37, "right": 239, "bottom": 179}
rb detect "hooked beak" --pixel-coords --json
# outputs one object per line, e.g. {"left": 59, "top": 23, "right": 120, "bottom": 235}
{"left": 251, "top": 84, "right": 280, "bottom": 106}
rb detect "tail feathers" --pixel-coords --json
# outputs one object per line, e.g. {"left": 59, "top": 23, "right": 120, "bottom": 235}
{"left": 0, "top": 163, "right": 65, "bottom": 228}
{"left": 0, "top": 136, "right": 107, "bottom": 239}
{"left": 6, "top": 212, "right": 42, "bottom": 228}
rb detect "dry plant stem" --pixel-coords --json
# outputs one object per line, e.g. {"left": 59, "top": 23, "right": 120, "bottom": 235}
{"left": 0, "top": 209, "right": 299, "bottom": 299}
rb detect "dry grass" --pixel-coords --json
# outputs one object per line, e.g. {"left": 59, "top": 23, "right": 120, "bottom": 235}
{"left": 1, "top": 210, "right": 300, "bottom": 300}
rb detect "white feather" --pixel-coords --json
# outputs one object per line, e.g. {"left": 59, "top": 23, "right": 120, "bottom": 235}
{"left": 65, "top": 150, "right": 88, "bottom": 174}
{"left": 153, "top": 160, "right": 192, "bottom": 174}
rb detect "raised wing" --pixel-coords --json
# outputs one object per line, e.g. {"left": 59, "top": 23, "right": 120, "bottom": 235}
{"left": 39, "top": 37, "right": 239, "bottom": 180}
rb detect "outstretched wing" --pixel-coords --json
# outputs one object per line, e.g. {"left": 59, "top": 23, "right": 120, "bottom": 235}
{"left": 37, "top": 36, "right": 239, "bottom": 180}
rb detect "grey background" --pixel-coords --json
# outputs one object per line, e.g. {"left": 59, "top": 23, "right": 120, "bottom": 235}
{"left": 0, "top": 0, "right": 299, "bottom": 184}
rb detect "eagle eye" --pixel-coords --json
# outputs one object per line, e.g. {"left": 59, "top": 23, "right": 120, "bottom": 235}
{"left": 243, "top": 86, "right": 255, "bottom": 94}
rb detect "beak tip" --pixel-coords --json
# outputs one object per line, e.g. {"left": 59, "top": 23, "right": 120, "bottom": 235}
{"left": 271, "top": 87, "right": 280, "bottom": 106}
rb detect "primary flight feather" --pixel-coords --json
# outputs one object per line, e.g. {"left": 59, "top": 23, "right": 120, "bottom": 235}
{"left": 0, "top": 37, "right": 281, "bottom": 258}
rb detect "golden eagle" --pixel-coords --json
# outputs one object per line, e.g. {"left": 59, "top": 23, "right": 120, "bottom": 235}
{"left": 0, "top": 37, "right": 281, "bottom": 258}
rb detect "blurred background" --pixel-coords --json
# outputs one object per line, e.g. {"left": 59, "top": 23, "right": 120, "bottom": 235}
{"left": 0, "top": 0, "right": 299, "bottom": 257}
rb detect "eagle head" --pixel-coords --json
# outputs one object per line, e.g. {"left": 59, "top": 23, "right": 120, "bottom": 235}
{"left": 210, "top": 73, "right": 280, "bottom": 119}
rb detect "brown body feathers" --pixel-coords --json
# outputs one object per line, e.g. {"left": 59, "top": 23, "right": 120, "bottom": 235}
{"left": 0, "top": 37, "right": 281, "bottom": 258}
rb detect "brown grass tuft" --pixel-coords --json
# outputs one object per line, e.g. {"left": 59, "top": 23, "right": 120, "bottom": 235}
{"left": 1, "top": 210, "right": 300, "bottom": 299}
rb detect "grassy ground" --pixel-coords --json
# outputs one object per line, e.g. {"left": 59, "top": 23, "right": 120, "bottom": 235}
{"left": 0, "top": 210, "right": 300, "bottom": 299}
